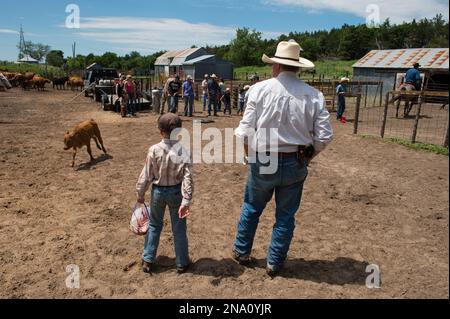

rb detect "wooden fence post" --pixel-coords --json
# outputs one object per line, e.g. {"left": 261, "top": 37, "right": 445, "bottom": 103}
{"left": 379, "top": 82, "right": 384, "bottom": 108}
{"left": 444, "top": 112, "right": 449, "bottom": 147}
{"left": 411, "top": 93, "right": 424, "bottom": 144}
{"left": 364, "top": 84, "right": 368, "bottom": 108}
{"left": 353, "top": 94, "right": 361, "bottom": 134}
{"left": 380, "top": 92, "right": 390, "bottom": 138}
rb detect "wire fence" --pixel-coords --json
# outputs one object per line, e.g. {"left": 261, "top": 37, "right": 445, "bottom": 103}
{"left": 354, "top": 90, "right": 449, "bottom": 147}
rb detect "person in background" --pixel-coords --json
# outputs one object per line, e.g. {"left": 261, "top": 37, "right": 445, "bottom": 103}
{"left": 237, "top": 85, "right": 250, "bottom": 116}
{"left": 221, "top": 87, "right": 232, "bottom": 115}
{"left": 167, "top": 75, "right": 182, "bottom": 114}
{"left": 116, "top": 75, "right": 126, "bottom": 116}
{"left": 160, "top": 75, "right": 175, "bottom": 114}
{"left": 202, "top": 74, "right": 209, "bottom": 112}
{"left": 218, "top": 78, "right": 226, "bottom": 112}
{"left": 137, "top": 113, "right": 193, "bottom": 274}
{"left": 207, "top": 74, "right": 220, "bottom": 116}
{"left": 151, "top": 86, "right": 161, "bottom": 114}
{"left": 124, "top": 75, "right": 137, "bottom": 117}
{"left": 134, "top": 79, "right": 142, "bottom": 113}
{"left": 404, "top": 62, "right": 423, "bottom": 91}
{"left": 182, "top": 75, "right": 195, "bottom": 117}
{"left": 336, "top": 77, "right": 349, "bottom": 123}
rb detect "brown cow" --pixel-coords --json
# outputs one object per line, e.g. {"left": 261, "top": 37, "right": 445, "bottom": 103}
{"left": 63, "top": 119, "right": 107, "bottom": 167}
{"left": 68, "top": 76, "right": 84, "bottom": 91}
{"left": 31, "top": 76, "right": 51, "bottom": 91}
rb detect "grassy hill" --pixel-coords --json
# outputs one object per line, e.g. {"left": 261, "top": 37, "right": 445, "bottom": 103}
{"left": 235, "top": 60, "right": 356, "bottom": 80}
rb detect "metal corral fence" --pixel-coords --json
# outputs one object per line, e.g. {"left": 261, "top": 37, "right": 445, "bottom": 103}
{"left": 352, "top": 90, "right": 449, "bottom": 147}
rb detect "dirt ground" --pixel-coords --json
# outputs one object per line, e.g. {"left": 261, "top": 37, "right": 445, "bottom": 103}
{"left": 0, "top": 88, "right": 448, "bottom": 299}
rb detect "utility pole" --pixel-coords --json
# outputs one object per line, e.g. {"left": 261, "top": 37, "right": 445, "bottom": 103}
{"left": 18, "top": 24, "right": 27, "bottom": 59}
{"left": 72, "top": 42, "right": 76, "bottom": 59}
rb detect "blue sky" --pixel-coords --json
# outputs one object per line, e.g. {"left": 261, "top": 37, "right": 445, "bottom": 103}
{"left": 0, "top": 0, "right": 448, "bottom": 61}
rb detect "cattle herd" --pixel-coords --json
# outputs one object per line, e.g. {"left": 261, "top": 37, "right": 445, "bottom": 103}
{"left": 0, "top": 71, "right": 84, "bottom": 91}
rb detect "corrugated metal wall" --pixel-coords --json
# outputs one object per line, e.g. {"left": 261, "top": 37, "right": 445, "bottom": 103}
{"left": 353, "top": 68, "right": 399, "bottom": 96}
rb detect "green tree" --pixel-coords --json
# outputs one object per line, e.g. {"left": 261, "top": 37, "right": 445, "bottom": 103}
{"left": 226, "top": 28, "right": 264, "bottom": 67}
{"left": 46, "top": 50, "right": 65, "bottom": 67}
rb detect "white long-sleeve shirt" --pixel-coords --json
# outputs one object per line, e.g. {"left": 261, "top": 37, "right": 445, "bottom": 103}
{"left": 235, "top": 72, "right": 333, "bottom": 153}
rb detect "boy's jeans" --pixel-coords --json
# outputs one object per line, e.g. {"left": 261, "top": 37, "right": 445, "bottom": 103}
{"left": 234, "top": 155, "right": 308, "bottom": 267}
{"left": 143, "top": 184, "right": 189, "bottom": 268}
{"left": 337, "top": 97, "right": 346, "bottom": 119}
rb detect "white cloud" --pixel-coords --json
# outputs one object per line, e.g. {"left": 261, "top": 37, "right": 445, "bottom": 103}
{"left": 0, "top": 29, "right": 19, "bottom": 34}
{"left": 263, "top": 0, "right": 449, "bottom": 23}
{"left": 68, "top": 17, "right": 284, "bottom": 52}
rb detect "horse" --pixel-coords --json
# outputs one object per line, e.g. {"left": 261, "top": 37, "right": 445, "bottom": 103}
{"left": 390, "top": 83, "right": 420, "bottom": 118}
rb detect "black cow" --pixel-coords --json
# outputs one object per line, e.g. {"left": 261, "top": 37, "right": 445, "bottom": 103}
{"left": 53, "top": 76, "right": 70, "bottom": 90}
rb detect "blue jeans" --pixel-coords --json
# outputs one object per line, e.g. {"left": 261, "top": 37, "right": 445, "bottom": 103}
{"left": 143, "top": 184, "right": 189, "bottom": 267}
{"left": 337, "top": 97, "right": 346, "bottom": 119}
{"left": 238, "top": 100, "right": 245, "bottom": 113}
{"left": 169, "top": 95, "right": 179, "bottom": 114}
{"left": 234, "top": 155, "right": 308, "bottom": 267}
{"left": 203, "top": 93, "right": 208, "bottom": 111}
{"left": 184, "top": 95, "right": 194, "bottom": 116}
{"left": 126, "top": 93, "right": 136, "bottom": 115}
{"left": 208, "top": 94, "right": 217, "bottom": 115}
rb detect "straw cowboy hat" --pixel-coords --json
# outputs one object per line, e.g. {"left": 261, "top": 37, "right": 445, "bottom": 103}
{"left": 211, "top": 74, "right": 217, "bottom": 78}
{"left": 340, "top": 77, "right": 350, "bottom": 83}
{"left": 262, "top": 40, "right": 315, "bottom": 69}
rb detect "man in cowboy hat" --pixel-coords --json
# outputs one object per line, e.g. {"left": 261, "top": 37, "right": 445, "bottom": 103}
{"left": 336, "top": 77, "right": 350, "bottom": 123}
{"left": 233, "top": 40, "right": 333, "bottom": 276}
{"left": 182, "top": 75, "right": 195, "bottom": 117}
{"left": 404, "top": 62, "right": 423, "bottom": 91}
{"left": 207, "top": 74, "right": 220, "bottom": 116}
{"left": 202, "top": 74, "right": 209, "bottom": 112}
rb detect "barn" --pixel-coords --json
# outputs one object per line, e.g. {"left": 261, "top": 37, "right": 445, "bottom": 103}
{"left": 183, "top": 55, "right": 234, "bottom": 81}
{"left": 154, "top": 48, "right": 234, "bottom": 80}
{"left": 154, "top": 48, "right": 207, "bottom": 79}
{"left": 353, "top": 48, "right": 449, "bottom": 96}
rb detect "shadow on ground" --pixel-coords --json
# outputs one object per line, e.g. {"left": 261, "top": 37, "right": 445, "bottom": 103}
{"left": 76, "top": 153, "right": 114, "bottom": 171}
{"left": 147, "top": 256, "right": 369, "bottom": 286}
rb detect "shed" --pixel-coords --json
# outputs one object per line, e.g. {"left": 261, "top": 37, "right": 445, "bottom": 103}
{"left": 154, "top": 48, "right": 207, "bottom": 78}
{"left": 16, "top": 55, "right": 39, "bottom": 64}
{"left": 353, "top": 48, "right": 449, "bottom": 96}
{"left": 183, "top": 55, "right": 234, "bottom": 81}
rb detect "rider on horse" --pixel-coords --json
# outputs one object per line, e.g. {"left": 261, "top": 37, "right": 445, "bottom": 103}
{"left": 404, "top": 62, "right": 422, "bottom": 91}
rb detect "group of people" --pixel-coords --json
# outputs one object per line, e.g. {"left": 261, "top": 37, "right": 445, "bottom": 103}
{"left": 156, "top": 73, "right": 255, "bottom": 117}
{"left": 135, "top": 40, "right": 334, "bottom": 277}
{"left": 116, "top": 74, "right": 142, "bottom": 117}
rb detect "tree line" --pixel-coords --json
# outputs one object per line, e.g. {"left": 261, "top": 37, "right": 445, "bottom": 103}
{"left": 208, "top": 14, "right": 449, "bottom": 67}
{"left": 22, "top": 14, "right": 449, "bottom": 72}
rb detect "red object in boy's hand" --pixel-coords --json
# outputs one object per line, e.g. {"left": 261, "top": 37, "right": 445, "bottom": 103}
{"left": 179, "top": 206, "right": 190, "bottom": 219}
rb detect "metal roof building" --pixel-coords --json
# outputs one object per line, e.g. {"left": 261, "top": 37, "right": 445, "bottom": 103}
{"left": 183, "top": 55, "right": 234, "bottom": 81}
{"left": 154, "top": 48, "right": 234, "bottom": 81}
{"left": 353, "top": 48, "right": 449, "bottom": 96}
{"left": 353, "top": 48, "right": 449, "bottom": 70}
